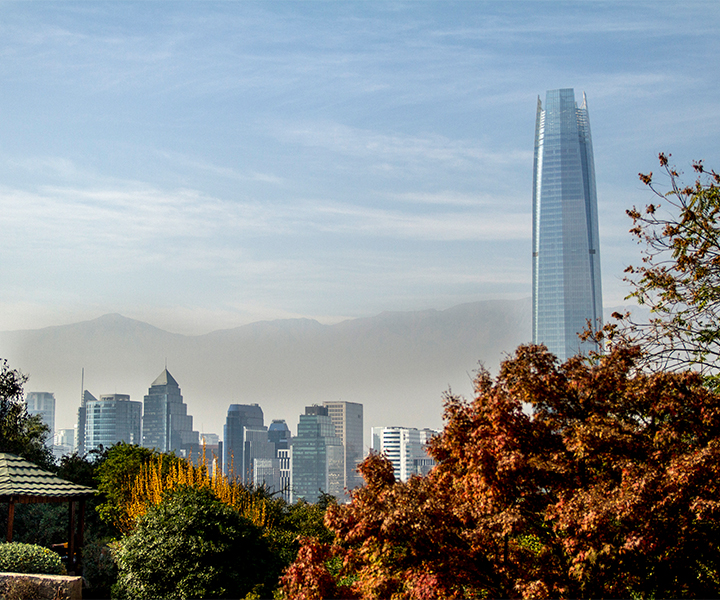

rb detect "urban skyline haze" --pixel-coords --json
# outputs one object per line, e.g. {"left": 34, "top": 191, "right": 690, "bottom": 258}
{"left": 1, "top": 2, "right": 718, "bottom": 337}
{"left": 1, "top": 2, "right": 719, "bottom": 437}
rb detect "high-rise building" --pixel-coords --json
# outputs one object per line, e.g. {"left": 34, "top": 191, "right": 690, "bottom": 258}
{"left": 533, "top": 88, "right": 603, "bottom": 361}
{"left": 53, "top": 428, "right": 75, "bottom": 461}
{"left": 84, "top": 394, "right": 142, "bottom": 451}
{"left": 75, "top": 390, "right": 96, "bottom": 456}
{"left": 371, "top": 426, "right": 439, "bottom": 482}
{"left": 252, "top": 419, "right": 292, "bottom": 500}
{"left": 142, "top": 368, "right": 199, "bottom": 455}
{"left": 223, "top": 404, "right": 267, "bottom": 482}
{"left": 268, "top": 419, "right": 291, "bottom": 454}
{"left": 25, "top": 392, "right": 55, "bottom": 443}
{"left": 323, "top": 401, "right": 364, "bottom": 492}
{"left": 291, "top": 405, "right": 344, "bottom": 503}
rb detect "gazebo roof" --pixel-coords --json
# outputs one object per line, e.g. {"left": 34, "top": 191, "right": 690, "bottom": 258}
{"left": 0, "top": 453, "right": 95, "bottom": 503}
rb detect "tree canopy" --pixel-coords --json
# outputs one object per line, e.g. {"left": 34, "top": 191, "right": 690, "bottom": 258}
{"left": 113, "top": 486, "right": 277, "bottom": 599}
{"left": 611, "top": 154, "right": 720, "bottom": 376}
{"left": 0, "top": 359, "right": 53, "bottom": 469}
{"left": 282, "top": 344, "right": 720, "bottom": 599}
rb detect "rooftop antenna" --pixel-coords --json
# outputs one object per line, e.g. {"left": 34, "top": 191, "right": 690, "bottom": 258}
{"left": 80, "top": 368, "right": 85, "bottom": 407}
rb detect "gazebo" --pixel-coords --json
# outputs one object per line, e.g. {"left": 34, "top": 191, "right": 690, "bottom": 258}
{"left": 0, "top": 453, "right": 96, "bottom": 574}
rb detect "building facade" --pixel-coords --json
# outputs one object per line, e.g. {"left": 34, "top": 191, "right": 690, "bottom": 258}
{"left": 371, "top": 426, "right": 438, "bottom": 482}
{"left": 25, "top": 392, "right": 55, "bottom": 442}
{"left": 84, "top": 393, "right": 142, "bottom": 451}
{"left": 142, "top": 368, "right": 199, "bottom": 455}
{"left": 323, "top": 401, "right": 364, "bottom": 493}
{"left": 53, "top": 428, "right": 75, "bottom": 461}
{"left": 75, "top": 390, "right": 96, "bottom": 456}
{"left": 291, "top": 405, "right": 344, "bottom": 503}
{"left": 252, "top": 419, "right": 292, "bottom": 500}
{"left": 223, "top": 404, "right": 266, "bottom": 482}
{"left": 533, "top": 88, "right": 603, "bottom": 361}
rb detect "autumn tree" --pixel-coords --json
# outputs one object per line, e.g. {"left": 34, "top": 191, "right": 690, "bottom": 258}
{"left": 613, "top": 153, "right": 720, "bottom": 375}
{"left": 282, "top": 343, "right": 720, "bottom": 599}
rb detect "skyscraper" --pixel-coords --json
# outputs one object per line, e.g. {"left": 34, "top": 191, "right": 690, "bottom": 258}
{"left": 323, "top": 401, "right": 364, "bottom": 492}
{"left": 533, "top": 88, "right": 603, "bottom": 361}
{"left": 291, "top": 405, "right": 344, "bottom": 503}
{"left": 223, "top": 403, "right": 270, "bottom": 483}
{"left": 76, "top": 389, "right": 96, "bottom": 456}
{"left": 84, "top": 394, "right": 142, "bottom": 451}
{"left": 142, "top": 368, "right": 199, "bottom": 455}
{"left": 25, "top": 392, "right": 55, "bottom": 443}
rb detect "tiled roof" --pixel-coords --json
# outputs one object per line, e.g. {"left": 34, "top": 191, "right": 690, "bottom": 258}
{"left": 0, "top": 453, "right": 95, "bottom": 501}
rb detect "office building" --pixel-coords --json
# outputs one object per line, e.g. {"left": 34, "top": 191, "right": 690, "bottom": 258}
{"left": 533, "top": 88, "right": 603, "bottom": 361}
{"left": 268, "top": 419, "right": 291, "bottom": 454}
{"left": 291, "top": 405, "right": 344, "bottom": 503}
{"left": 371, "top": 426, "right": 439, "bottom": 482}
{"left": 53, "top": 428, "right": 75, "bottom": 461}
{"left": 75, "top": 390, "right": 96, "bottom": 456}
{"left": 84, "top": 394, "right": 142, "bottom": 451}
{"left": 223, "top": 404, "right": 272, "bottom": 483}
{"left": 142, "top": 368, "right": 199, "bottom": 455}
{"left": 198, "top": 433, "right": 222, "bottom": 475}
{"left": 323, "top": 401, "right": 364, "bottom": 492}
{"left": 25, "top": 392, "right": 55, "bottom": 443}
{"left": 252, "top": 419, "right": 292, "bottom": 500}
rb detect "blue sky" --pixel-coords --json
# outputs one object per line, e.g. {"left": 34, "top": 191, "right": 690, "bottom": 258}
{"left": 1, "top": 1, "right": 719, "bottom": 334}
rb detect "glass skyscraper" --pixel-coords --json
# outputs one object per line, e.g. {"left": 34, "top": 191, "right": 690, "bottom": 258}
{"left": 533, "top": 89, "right": 602, "bottom": 361}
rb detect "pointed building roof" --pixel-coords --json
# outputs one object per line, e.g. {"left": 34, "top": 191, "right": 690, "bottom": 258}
{"left": 151, "top": 368, "right": 179, "bottom": 388}
{"left": 0, "top": 453, "right": 95, "bottom": 502}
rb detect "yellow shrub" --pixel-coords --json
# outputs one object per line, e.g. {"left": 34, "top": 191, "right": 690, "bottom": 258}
{"left": 119, "top": 450, "right": 268, "bottom": 534}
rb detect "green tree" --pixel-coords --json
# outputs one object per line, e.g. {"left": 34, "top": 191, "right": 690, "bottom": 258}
{"left": 113, "top": 486, "right": 277, "bottom": 600}
{"left": 282, "top": 344, "right": 720, "bottom": 599}
{"left": 94, "top": 442, "right": 179, "bottom": 534}
{"left": 0, "top": 359, "right": 53, "bottom": 468}
{"left": 613, "top": 154, "right": 720, "bottom": 375}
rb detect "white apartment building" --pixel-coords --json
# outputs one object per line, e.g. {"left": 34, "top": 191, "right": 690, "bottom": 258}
{"left": 371, "top": 426, "right": 439, "bottom": 482}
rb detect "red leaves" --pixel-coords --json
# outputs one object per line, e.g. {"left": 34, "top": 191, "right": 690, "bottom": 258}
{"left": 282, "top": 344, "right": 720, "bottom": 598}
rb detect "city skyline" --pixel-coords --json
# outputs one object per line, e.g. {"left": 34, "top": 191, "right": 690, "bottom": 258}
{"left": 0, "top": 2, "right": 719, "bottom": 337}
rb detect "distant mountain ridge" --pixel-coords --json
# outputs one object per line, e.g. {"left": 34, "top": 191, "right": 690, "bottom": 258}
{"left": 0, "top": 299, "right": 533, "bottom": 443}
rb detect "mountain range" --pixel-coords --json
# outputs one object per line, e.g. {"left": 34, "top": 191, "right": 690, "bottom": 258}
{"left": 0, "top": 299, "right": 533, "bottom": 446}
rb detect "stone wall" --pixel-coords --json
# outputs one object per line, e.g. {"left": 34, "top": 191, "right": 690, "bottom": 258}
{"left": 0, "top": 572, "right": 82, "bottom": 600}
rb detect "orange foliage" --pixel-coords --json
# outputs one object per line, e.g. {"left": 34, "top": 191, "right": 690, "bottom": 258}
{"left": 119, "top": 451, "right": 268, "bottom": 534}
{"left": 282, "top": 344, "right": 720, "bottom": 599}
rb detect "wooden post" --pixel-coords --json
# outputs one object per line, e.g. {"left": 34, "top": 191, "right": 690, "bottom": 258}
{"left": 68, "top": 500, "right": 76, "bottom": 574}
{"left": 6, "top": 499, "right": 14, "bottom": 543}
{"left": 76, "top": 499, "right": 86, "bottom": 575}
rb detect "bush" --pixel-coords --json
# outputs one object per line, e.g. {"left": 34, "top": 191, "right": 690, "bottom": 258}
{"left": 0, "top": 542, "right": 66, "bottom": 575}
{"left": 81, "top": 539, "right": 118, "bottom": 599}
{"left": 112, "top": 486, "right": 277, "bottom": 599}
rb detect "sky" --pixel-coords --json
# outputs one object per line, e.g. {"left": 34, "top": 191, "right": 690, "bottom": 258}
{"left": 1, "top": 1, "right": 719, "bottom": 336}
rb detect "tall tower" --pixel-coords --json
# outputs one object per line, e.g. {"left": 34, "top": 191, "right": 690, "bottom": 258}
{"left": 533, "top": 88, "right": 603, "bottom": 361}
{"left": 222, "top": 404, "right": 268, "bottom": 483}
{"left": 322, "top": 401, "right": 364, "bottom": 493}
{"left": 291, "top": 405, "right": 344, "bottom": 503}
{"left": 142, "top": 368, "right": 198, "bottom": 455}
{"left": 25, "top": 392, "right": 55, "bottom": 443}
